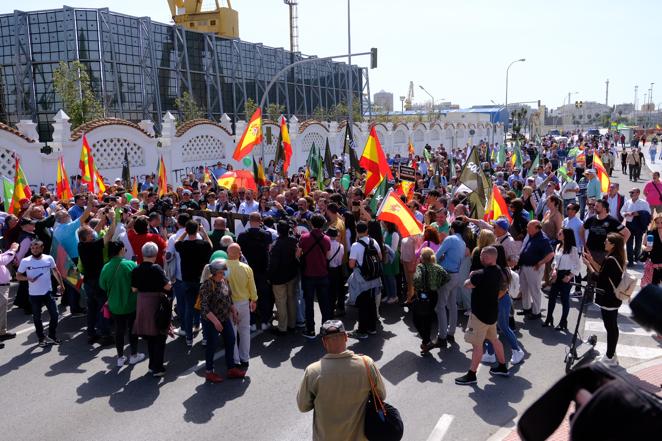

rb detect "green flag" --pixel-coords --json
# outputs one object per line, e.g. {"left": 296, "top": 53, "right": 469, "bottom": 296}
{"left": 497, "top": 143, "right": 507, "bottom": 165}
{"left": 369, "top": 177, "right": 389, "bottom": 213}
{"left": 512, "top": 141, "right": 523, "bottom": 169}
{"left": 274, "top": 128, "right": 285, "bottom": 175}
{"left": 557, "top": 165, "right": 570, "bottom": 183}
{"left": 340, "top": 173, "right": 351, "bottom": 190}
{"left": 324, "top": 137, "right": 334, "bottom": 179}
{"left": 527, "top": 152, "right": 539, "bottom": 177}
{"left": 343, "top": 122, "right": 360, "bottom": 172}
{"left": 449, "top": 154, "right": 456, "bottom": 179}
{"left": 2, "top": 176, "right": 14, "bottom": 210}
{"left": 458, "top": 146, "right": 490, "bottom": 218}
{"left": 423, "top": 145, "right": 432, "bottom": 162}
{"left": 307, "top": 143, "right": 320, "bottom": 179}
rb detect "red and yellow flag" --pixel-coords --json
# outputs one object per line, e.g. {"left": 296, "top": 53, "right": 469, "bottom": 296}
{"left": 280, "top": 115, "right": 292, "bottom": 174}
{"left": 395, "top": 180, "right": 415, "bottom": 202}
{"left": 10, "top": 157, "right": 32, "bottom": 215}
{"left": 203, "top": 166, "right": 213, "bottom": 184}
{"left": 359, "top": 127, "right": 393, "bottom": 195}
{"left": 376, "top": 189, "right": 423, "bottom": 238}
{"left": 408, "top": 138, "right": 415, "bottom": 157}
{"left": 157, "top": 156, "right": 168, "bottom": 197}
{"left": 79, "top": 134, "right": 96, "bottom": 192}
{"left": 253, "top": 157, "right": 267, "bottom": 187}
{"left": 592, "top": 153, "right": 610, "bottom": 193}
{"left": 131, "top": 176, "right": 139, "bottom": 198}
{"left": 94, "top": 165, "right": 106, "bottom": 198}
{"left": 484, "top": 184, "right": 512, "bottom": 222}
{"left": 56, "top": 157, "right": 73, "bottom": 201}
{"left": 232, "top": 108, "right": 263, "bottom": 161}
{"left": 304, "top": 166, "right": 311, "bottom": 196}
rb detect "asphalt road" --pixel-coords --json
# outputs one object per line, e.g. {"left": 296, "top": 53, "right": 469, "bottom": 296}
{"left": 1, "top": 156, "right": 660, "bottom": 441}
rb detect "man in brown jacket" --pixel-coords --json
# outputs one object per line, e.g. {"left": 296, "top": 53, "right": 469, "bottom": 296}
{"left": 297, "top": 320, "right": 386, "bottom": 441}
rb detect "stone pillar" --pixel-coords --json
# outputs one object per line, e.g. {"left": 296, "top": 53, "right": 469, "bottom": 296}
{"left": 160, "top": 111, "right": 177, "bottom": 146}
{"left": 219, "top": 113, "right": 232, "bottom": 133}
{"left": 16, "top": 120, "right": 39, "bottom": 142}
{"left": 138, "top": 120, "right": 155, "bottom": 137}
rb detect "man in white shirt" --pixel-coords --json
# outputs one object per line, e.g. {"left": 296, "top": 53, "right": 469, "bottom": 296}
{"left": 348, "top": 222, "right": 382, "bottom": 339}
{"left": 620, "top": 188, "right": 651, "bottom": 266}
{"left": 16, "top": 240, "right": 65, "bottom": 347}
{"left": 237, "top": 189, "right": 259, "bottom": 215}
{"left": 605, "top": 183, "right": 625, "bottom": 222}
{"left": 326, "top": 227, "right": 345, "bottom": 317}
{"left": 560, "top": 167, "right": 579, "bottom": 212}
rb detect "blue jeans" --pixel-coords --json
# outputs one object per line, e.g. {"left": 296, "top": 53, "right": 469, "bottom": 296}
{"left": 546, "top": 275, "right": 571, "bottom": 324}
{"left": 382, "top": 275, "right": 397, "bottom": 300}
{"left": 484, "top": 295, "right": 519, "bottom": 354}
{"left": 84, "top": 279, "right": 109, "bottom": 337}
{"left": 301, "top": 276, "right": 331, "bottom": 332}
{"left": 181, "top": 281, "right": 201, "bottom": 339}
{"left": 202, "top": 318, "right": 236, "bottom": 372}
{"left": 173, "top": 280, "right": 185, "bottom": 320}
{"left": 29, "top": 292, "right": 59, "bottom": 340}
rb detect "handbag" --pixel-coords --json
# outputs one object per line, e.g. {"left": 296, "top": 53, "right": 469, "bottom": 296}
{"left": 154, "top": 294, "right": 173, "bottom": 331}
{"left": 606, "top": 257, "right": 637, "bottom": 303}
{"left": 361, "top": 356, "right": 404, "bottom": 441}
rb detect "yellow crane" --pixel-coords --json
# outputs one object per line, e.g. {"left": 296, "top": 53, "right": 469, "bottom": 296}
{"left": 167, "top": 0, "right": 239, "bottom": 39}
{"left": 404, "top": 81, "right": 414, "bottom": 111}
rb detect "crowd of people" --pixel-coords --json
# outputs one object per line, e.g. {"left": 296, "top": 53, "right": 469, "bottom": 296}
{"left": 0, "top": 129, "right": 658, "bottom": 394}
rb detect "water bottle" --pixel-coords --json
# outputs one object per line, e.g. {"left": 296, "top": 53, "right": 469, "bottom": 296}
{"left": 647, "top": 234, "right": 655, "bottom": 247}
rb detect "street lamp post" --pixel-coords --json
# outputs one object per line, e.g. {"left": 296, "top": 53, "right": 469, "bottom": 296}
{"left": 399, "top": 95, "right": 405, "bottom": 113}
{"left": 419, "top": 85, "right": 435, "bottom": 120}
{"left": 504, "top": 58, "right": 526, "bottom": 144}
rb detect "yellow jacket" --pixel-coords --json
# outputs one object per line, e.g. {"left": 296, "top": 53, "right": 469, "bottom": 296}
{"left": 226, "top": 259, "right": 257, "bottom": 302}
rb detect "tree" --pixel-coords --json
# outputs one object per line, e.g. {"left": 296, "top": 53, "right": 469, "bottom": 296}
{"left": 53, "top": 60, "right": 104, "bottom": 129}
{"left": 174, "top": 91, "right": 202, "bottom": 123}
{"left": 312, "top": 106, "right": 327, "bottom": 120}
{"left": 243, "top": 97, "right": 258, "bottom": 119}
{"left": 265, "top": 102, "right": 285, "bottom": 121}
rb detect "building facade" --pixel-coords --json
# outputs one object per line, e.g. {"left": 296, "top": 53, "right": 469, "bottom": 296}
{"left": 373, "top": 90, "right": 393, "bottom": 112}
{"left": 0, "top": 7, "right": 365, "bottom": 140}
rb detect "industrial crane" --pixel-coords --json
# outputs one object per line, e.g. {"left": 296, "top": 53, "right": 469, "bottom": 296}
{"left": 404, "top": 81, "right": 414, "bottom": 111}
{"left": 283, "top": 0, "right": 299, "bottom": 54}
{"left": 167, "top": 0, "right": 239, "bottom": 39}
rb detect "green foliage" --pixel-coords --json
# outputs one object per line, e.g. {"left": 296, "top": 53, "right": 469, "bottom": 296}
{"left": 243, "top": 98, "right": 258, "bottom": 119}
{"left": 53, "top": 60, "right": 104, "bottom": 129}
{"left": 174, "top": 91, "right": 203, "bottom": 123}
{"left": 266, "top": 102, "right": 285, "bottom": 121}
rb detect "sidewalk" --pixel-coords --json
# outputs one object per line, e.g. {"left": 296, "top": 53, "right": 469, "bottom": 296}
{"left": 494, "top": 356, "right": 662, "bottom": 441}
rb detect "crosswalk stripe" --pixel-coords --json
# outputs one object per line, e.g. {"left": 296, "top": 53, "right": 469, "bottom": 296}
{"left": 584, "top": 320, "right": 656, "bottom": 337}
{"left": 594, "top": 342, "right": 662, "bottom": 360}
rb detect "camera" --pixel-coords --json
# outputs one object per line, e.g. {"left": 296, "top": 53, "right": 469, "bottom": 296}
{"left": 151, "top": 197, "right": 173, "bottom": 215}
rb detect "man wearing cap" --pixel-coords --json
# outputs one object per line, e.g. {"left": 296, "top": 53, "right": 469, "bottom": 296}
{"left": 179, "top": 189, "right": 200, "bottom": 211}
{"left": 297, "top": 319, "right": 386, "bottom": 441}
{"left": 620, "top": 188, "right": 651, "bottom": 266}
{"left": 466, "top": 216, "right": 520, "bottom": 267}
{"left": 585, "top": 169, "right": 602, "bottom": 200}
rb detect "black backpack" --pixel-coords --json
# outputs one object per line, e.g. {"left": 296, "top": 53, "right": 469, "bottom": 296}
{"left": 358, "top": 239, "right": 383, "bottom": 281}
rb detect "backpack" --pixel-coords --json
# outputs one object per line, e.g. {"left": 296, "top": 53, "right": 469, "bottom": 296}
{"left": 358, "top": 239, "right": 383, "bottom": 281}
{"left": 607, "top": 257, "right": 637, "bottom": 302}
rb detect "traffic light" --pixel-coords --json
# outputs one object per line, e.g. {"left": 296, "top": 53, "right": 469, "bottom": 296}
{"left": 370, "top": 48, "right": 378, "bottom": 69}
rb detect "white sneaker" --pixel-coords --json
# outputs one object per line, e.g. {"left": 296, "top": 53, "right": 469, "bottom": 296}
{"left": 250, "top": 324, "right": 257, "bottom": 332}
{"left": 129, "top": 353, "right": 146, "bottom": 365}
{"left": 510, "top": 349, "right": 525, "bottom": 365}
{"left": 600, "top": 354, "right": 619, "bottom": 366}
{"left": 175, "top": 328, "right": 187, "bottom": 337}
{"left": 117, "top": 356, "right": 128, "bottom": 367}
{"left": 481, "top": 352, "right": 496, "bottom": 364}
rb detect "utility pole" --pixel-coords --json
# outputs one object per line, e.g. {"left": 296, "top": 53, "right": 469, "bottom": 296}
{"left": 634, "top": 85, "right": 638, "bottom": 126}
{"left": 605, "top": 79, "right": 609, "bottom": 106}
{"left": 347, "top": 0, "right": 353, "bottom": 127}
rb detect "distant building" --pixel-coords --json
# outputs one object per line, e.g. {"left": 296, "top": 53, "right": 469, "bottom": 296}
{"left": 373, "top": 90, "right": 394, "bottom": 112}
{"left": 554, "top": 101, "right": 611, "bottom": 127}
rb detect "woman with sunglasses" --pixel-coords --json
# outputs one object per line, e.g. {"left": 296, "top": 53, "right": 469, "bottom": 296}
{"left": 582, "top": 232, "right": 625, "bottom": 366}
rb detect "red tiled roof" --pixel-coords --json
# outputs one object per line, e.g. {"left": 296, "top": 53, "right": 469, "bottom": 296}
{"left": 298, "top": 119, "right": 329, "bottom": 134}
{"left": 0, "top": 121, "right": 36, "bottom": 143}
{"left": 175, "top": 119, "right": 232, "bottom": 137}
{"left": 71, "top": 118, "right": 154, "bottom": 141}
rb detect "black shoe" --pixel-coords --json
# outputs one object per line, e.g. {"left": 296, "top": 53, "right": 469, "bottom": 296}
{"left": 446, "top": 335, "right": 455, "bottom": 344}
{"left": 99, "top": 336, "right": 114, "bottom": 346}
{"left": 489, "top": 363, "right": 510, "bottom": 377}
{"left": 0, "top": 332, "right": 16, "bottom": 341}
{"left": 455, "top": 370, "right": 477, "bottom": 385}
{"left": 302, "top": 330, "right": 317, "bottom": 339}
{"left": 542, "top": 319, "right": 553, "bottom": 327}
{"left": 509, "top": 316, "right": 517, "bottom": 331}
{"left": 45, "top": 336, "right": 61, "bottom": 345}
{"left": 555, "top": 321, "right": 568, "bottom": 331}
{"left": 525, "top": 313, "right": 542, "bottom": 320}
{"left": 516, "top": 309, "right": 532, "bottom": 316}
{"left": 434, "top": 338, "right": 448, "bottom": 349}
{"left": 0, "top": 342, "right": 5, "bottom": 349}
{"left": 240, "top": 361, "right": 249, "bottom": 370}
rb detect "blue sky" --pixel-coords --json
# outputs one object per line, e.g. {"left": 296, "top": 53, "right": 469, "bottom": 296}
{"left": 16, "top": 0, "right": 662, "bottom": 109}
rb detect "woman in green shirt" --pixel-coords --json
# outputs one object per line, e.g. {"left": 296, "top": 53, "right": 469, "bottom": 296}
{"left": 99, "top": 240, "right": 141, "bottom": 367}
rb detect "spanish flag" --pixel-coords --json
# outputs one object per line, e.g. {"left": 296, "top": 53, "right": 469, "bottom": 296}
{"left": 280, "top": 115, "right": 292, "bottom": 174}
{"left": 304, "top": 166, "right": 311, "bottom": 196}
{"left": 157, "top": 156, "right": 168, "bottom": 197}
{"left": 359, "top": 127, "right": 393, "bottom": 195}
{"left": 232, "top": 108, "right": 263, "bottom": 161}
{"left": 203, "top": 166, "right": 213, "bottom": 184}
{"left": 408, "top": 138, "right": 414, "bottom": 157}
{"left": 79, "top": 134, "right": 96, "bottom": 192}
{"left": 592, "top": 153, "right": 610, "bottom": 193}
{"left": 253, "top": 156, "right": 267, "bottom": 187}
{"left": 94, "top": 165, "right": 106, "bottom": 198}
{"left": 484, "top": 184, "right": 512, "bottom": 222}
{"left": 395, "top": 180, "right": 415, "bottom": 202}
{"left": 56, "top": 157, "right": 73, "bottom": 201}
{"left": 510, "top": 142, "right": 522, "bottom": 169}
{"left": 131, "top": 176, "right": 139, "bottom": 198}
{"left": 376, "top": 189, "right": 423, "bottom": 238}
{"left": 10, "top": 157, "right": 32, "bottom": 215}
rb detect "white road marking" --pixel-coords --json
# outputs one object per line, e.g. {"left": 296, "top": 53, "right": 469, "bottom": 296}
{"left": 584, "top": 320, "right": 656, "bottom": 337}
{"left": 425, "top": 414, "right": 454, "bottom": 441}
{"left": 594, "top": 342, "right": 662, "bottom": 360}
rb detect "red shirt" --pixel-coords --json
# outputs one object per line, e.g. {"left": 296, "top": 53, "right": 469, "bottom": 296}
{"left": 127, "top": 230, "right": 167, "bottom": 266}
{"left": 298, "top": 229, "right": 331, "bottom": 277}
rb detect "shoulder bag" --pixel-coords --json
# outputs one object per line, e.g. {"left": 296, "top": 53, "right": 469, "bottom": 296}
{"left": 361, "top": 356, "right": 404, "bottom": 441}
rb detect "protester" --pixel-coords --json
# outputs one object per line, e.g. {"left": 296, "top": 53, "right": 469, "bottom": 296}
{"left": 268, "top": 221, "right": 299, "bottom": 334}
{"left": 0, "top": 242, "right": 19, "bottom": 347}
{"left": 543, "top": 229, "right": 580, "bottom": 330}
{"left": 297, "top": 320, "right": 386, "bottom": 441}
{"left": 226, "top": 243, "right": 257, "bottom": 369}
